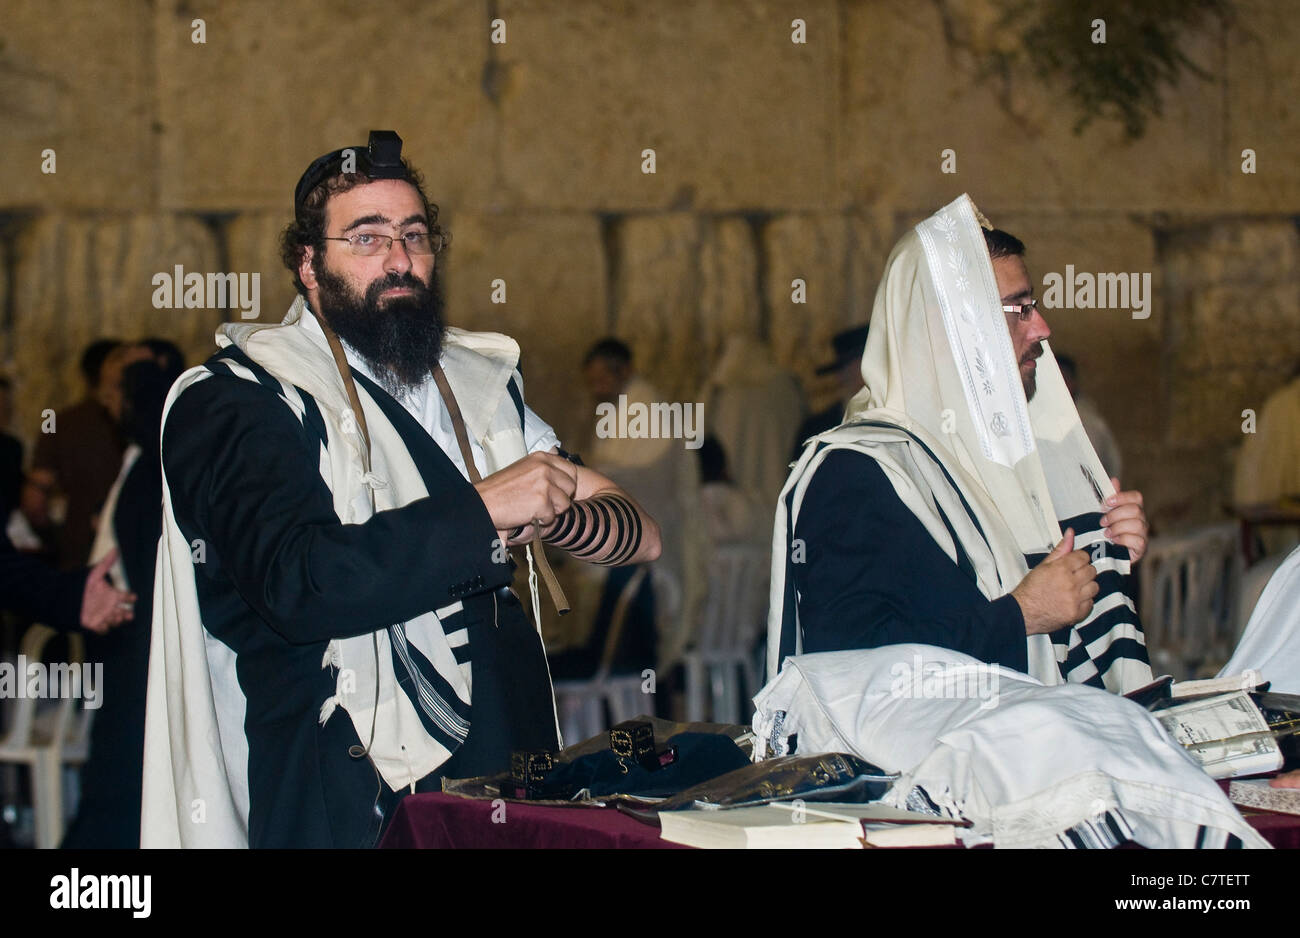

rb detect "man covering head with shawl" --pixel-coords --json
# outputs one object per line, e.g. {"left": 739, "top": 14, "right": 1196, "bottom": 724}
{"left": 768, "top": 194, "right": 1152, "bottom": 694}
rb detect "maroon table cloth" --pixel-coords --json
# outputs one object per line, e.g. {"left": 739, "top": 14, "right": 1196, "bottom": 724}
{"left": 1216, "top": 780, "right": 1300, "bottom": 849}
{"left": 379, "top": 790, "right": 1299, "bottom": 849}
{"left": 379, "top": 792, "right": 686, "bottom": 849}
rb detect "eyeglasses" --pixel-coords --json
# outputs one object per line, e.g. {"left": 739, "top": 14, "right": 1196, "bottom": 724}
{"left": 1001, "top": 298, "right": 1041, "bottom": 322}
{"left": 322, "top": 230, "right": 444, "bottom": 256}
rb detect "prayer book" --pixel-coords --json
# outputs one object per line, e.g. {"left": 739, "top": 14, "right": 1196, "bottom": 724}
{"left": 861, "top": 823, "right": 958, "bottom": 848}
{"left": 1153, "top": 691, "right": 1283, "bottom": 779}
{"left": 657, "top": 802, "right": 959, "bottom": 849}
{"left": 658, "top": 804, "right": 864, "bottom": 849}
{"left": 1169, "top": 671, "right": 1266, "bottom": 699}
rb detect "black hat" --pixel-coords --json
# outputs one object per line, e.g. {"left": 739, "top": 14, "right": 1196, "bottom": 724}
{"left": 293, "top": 130, "right": 406, "bottom": 221}
{"left": 814, "top": 324, "right": 870, "bottom": 375}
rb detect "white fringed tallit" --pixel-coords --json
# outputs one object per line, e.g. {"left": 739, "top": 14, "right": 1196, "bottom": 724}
{"left": 753, "top": 645, "right": 1269, "bottom": 849}
{"left": 1219, "top": 544, "right": 1300, "bottom": 694}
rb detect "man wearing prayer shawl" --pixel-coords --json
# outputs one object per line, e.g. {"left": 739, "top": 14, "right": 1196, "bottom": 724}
{"left": 142, "top": 131, "right": 660, "bottom": 848}
{"left": 768, "top": 194, "right": 1154, "bottom": 694}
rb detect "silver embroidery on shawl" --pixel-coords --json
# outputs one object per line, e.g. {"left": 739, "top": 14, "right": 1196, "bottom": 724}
{"left": 914, "top": 197, "right": 1035, "bottom": 468}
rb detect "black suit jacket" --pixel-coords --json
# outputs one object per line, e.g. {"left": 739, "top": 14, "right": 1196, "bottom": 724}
{"left": 162, "top": 351, "right": 554, "bottom": 847}
{"left": 791, "top": 449, "right": 1029, "bottom": 672}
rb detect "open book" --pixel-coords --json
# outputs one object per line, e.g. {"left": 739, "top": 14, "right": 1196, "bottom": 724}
{"left": 1153, "top": 691, "right": 1283, "bottom": 779}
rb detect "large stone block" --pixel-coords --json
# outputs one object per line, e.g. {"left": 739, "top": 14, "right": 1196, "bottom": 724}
{"left": 1166, "top": 280, "right": 1300, "bottom": 447}
{"left": 839, "top": 0, "right": 1234, "bottom": 215}
{"left": 697, "top": 217, "right": 760, "bottom": 361}
{"left": 496, "top": 0, "right": 838, "bottom": 211}
{"left": 1223, "top": 0, "right": 1300, "bottom": 212}
{"left": 1133, "top": 442, "right": 1238, "bottom": 530}
{"left": 1161, "top": 220, "right": 1300, "bottom": 290}
{"left": 224, "top": 213, "right": 300, "bottom": 322}
{"left": 763, "top": 214, "right": 851, "bottom": 406}
{"left": 844, "top": 210, "right": 894, "bottom": 327}
{"left": 0, "top": 1, "right": 154, "bottom": 210}
{"left": 441, "top": 211, "right": 607, "bottom": 450}
{"left": 155, "top": 0, "right": 493, "bottom": 211}
{"left": 9, "top": 214, "right": 223, "bottom": 448}
{"left": 610, "top": 214, "right": 704, "bottom": 401}
{"left": 1162, "top": 219, "right": 1300, "bottom": 448}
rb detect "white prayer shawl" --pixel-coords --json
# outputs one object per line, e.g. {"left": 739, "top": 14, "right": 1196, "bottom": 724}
{"left": 767, "top": 194, "right": 1152, "bottom": 694}
{"left": 88, "top": 443, "right": 141, "bottom": 585}
{"left": 753, "top": 646, "right": 1269, "bottom": 849}
{"left": 141, "top": 296, "right": 555, "bottom": 848}
{"left": 1219, "top": 544, "right": 1300, "bottom": 695}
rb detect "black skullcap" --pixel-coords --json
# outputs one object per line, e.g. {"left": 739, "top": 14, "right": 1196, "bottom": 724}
{"left": 293, "top": 130, "right": 405, "bottom": 221}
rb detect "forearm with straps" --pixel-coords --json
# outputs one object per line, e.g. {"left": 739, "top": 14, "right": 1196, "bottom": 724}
{"left": 539, "top": 492, "right": 643, "bottom": 566}
{"left": 431, "top": 366, "right": 571, "bottom": 616}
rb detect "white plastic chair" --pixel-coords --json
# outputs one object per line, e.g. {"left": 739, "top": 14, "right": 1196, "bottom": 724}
{"left": 1139, "top": 524, "right": 1241, "bottom": 680}
{"left": 683, "top": 544, "right": 770, "bottom": 725}
{"left": 0, "top": 624, "right": 92, "bottom": 848}
{"left": 552, "top": 567, "right": 653, "bottom": 747}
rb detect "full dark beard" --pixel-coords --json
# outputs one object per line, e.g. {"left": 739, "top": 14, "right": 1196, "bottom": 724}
{"left": 314, "top": 263, "right": 447, "bottom": 399}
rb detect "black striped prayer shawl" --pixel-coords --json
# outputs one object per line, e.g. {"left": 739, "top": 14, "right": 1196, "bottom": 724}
{"left": 206, "top": 344, "right": 480, "bottom": 753}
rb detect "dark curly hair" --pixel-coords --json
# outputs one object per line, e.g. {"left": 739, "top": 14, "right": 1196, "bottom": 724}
{"left": 983, "top": 228, "right": 1025, "bottom": 260}
{"left": 279, "top": 158, "right": 450, "bottom": 297}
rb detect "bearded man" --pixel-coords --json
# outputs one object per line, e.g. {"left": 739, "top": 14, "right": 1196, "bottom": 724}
{"left": 143, "top": 131, "right": 660, "bottom": 848}
{"left": 769, "top": 195, "right": 1152, "bottom": 694}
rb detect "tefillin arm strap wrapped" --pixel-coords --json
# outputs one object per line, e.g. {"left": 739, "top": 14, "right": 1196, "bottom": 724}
{"left": 431, "top": 366, "right": 571, "bottom": 617}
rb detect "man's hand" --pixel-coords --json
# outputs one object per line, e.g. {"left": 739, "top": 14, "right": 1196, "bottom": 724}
{"left": 473, "top": 451, "right": 579, "bottom": 536}
{"left": 81, "top": 549, "right": 137, "bottom": 634}
{"left": 500, "top": 452, "right": 663, "bottom": 564}
{"left": 1270, "top": 770, "right": 1300, "bottom": 790}
{"left": 1012, "top": 528, "right": 1099, "bottom": 635}
{"left": 1103, "top": 478, "right": 1148, "bottom": 564}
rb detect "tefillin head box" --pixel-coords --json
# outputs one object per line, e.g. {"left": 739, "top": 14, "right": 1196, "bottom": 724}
{"left": 609, "top": 720, "right": 658, "bottom": 770}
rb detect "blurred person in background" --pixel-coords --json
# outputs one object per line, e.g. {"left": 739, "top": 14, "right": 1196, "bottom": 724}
{"left": 704, "top": 334, "right": 805, "bottom": 509}
{"left": 697, "top": 435, "right": 761, "bottom": 547}
{"left": 1230, "top": 362, "right": 1300, "bottom": 636}
{"left": 0, "top": 376, "right": 22, "bottom": 522}
{"left": 791, "top": 325, "right": 869, "bottom": 459}
{"left": 579, "top": 338, "right": 699, "bottom": 690}
{"left": 23, "top": 339, "right": 132, "bottom": 569}
{"left": 63, "top": 339, "right": 185, "bottom": 848}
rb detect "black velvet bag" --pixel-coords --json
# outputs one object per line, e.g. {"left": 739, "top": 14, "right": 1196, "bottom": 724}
{"left": 533, "top": 732, "right": 752, "bottom": 800}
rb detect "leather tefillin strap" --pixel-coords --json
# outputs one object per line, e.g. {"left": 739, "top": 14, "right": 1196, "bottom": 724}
{"left": 318, "top": 317, "right": 382, "bottom": 763}
{"left": 431, "top": 365, "right": 571, "bottom": 617}
{"left": 540, "top": 491, "right": 642, "bottom": 565}
{"left": 319, "top": 318, "right": 372, "bottom": 464}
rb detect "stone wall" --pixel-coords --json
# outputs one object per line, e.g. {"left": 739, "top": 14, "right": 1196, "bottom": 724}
{"left": 1, "top": 0, "right": 1297, "bottom": 530}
